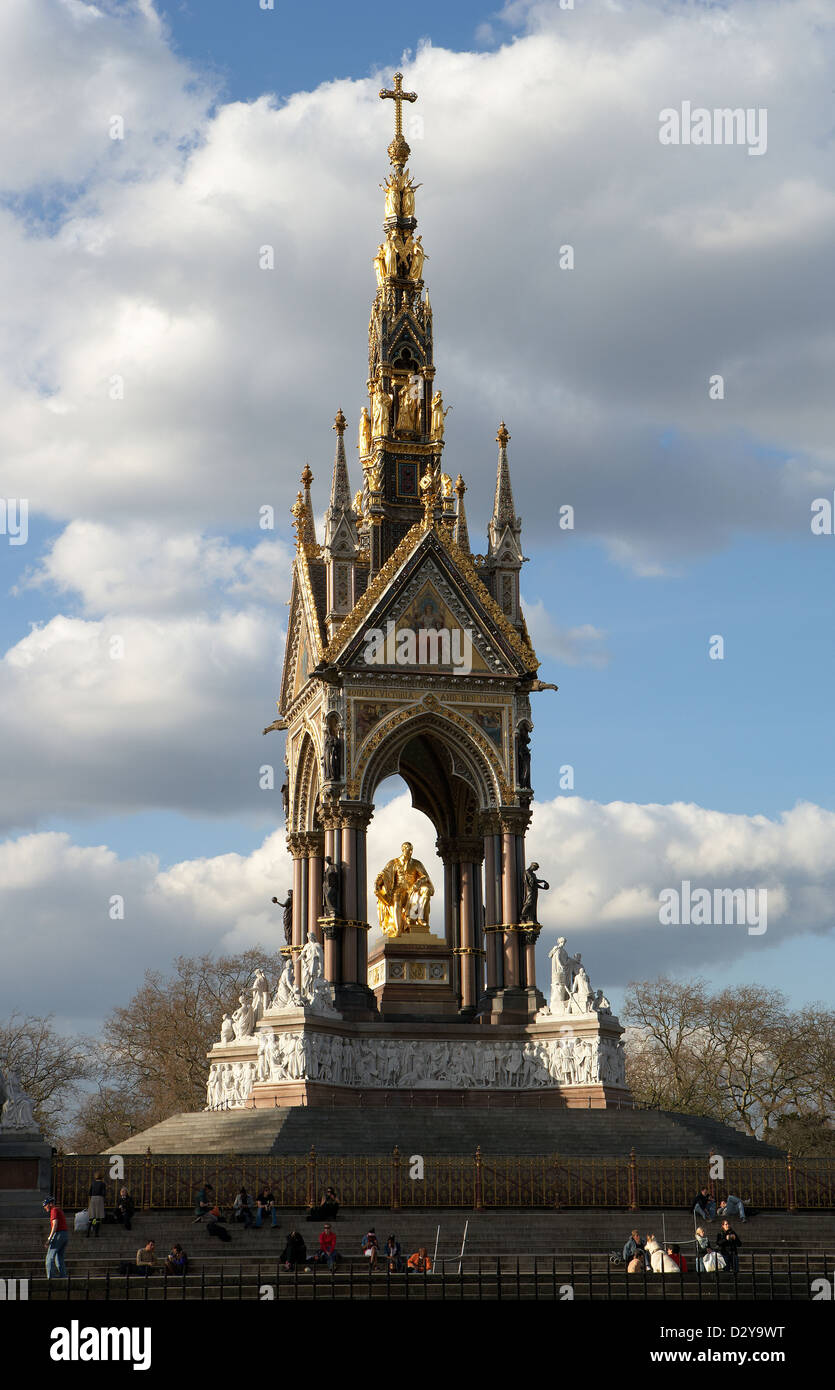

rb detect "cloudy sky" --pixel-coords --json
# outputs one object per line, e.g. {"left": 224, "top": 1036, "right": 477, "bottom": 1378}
{"left": 1, "top": 0, "right": 834, "bottom": 1038}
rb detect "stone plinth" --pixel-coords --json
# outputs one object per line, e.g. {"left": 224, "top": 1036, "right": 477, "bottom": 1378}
{"left": 207, "top": 1009, "right": 629, "bottom": 1111}
{"left": 0, "top": 1130, "right": 54, "bottom": 1218}
{"left": 367, "top": 930, "right": 459, "bottom": 1018}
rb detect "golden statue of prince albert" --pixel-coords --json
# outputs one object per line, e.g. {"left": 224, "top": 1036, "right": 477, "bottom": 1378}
{"left": 374, "top": 841, "right": 435, "bottom": 938}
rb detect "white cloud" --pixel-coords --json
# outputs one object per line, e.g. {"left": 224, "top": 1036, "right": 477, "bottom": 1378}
{"left": 22, "top": 521, "right": 291, "bottom": 615}
{"left": 0, "top": 601, "right": 285, "bottom": 830}
{"left": 523, "top": 596, "right": 608, "bottom": 666}
{"left": 2, "top": 795, "right": 833, "bottom": 1028}
{"left": 0, "top": 1, "right": 831, "bottom": 567}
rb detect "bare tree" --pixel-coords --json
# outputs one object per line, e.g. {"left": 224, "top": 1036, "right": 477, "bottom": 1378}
{"left": 0, "top": 1014, "right": 94, "bottom": 1143}
{"left": 623, "top": 977, "right": 835, "bottom": 1146}
{"left": 65, "top": 948, "right": 282, "bottom": 1150}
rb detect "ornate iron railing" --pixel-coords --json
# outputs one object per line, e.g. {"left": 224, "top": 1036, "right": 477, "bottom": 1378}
{"left": 51, "top": 1148, "right": 835, "bottom": 1212}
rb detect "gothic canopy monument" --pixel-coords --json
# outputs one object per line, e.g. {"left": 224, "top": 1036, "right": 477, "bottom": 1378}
{"left": 206, "top": 76, "right": 628, "bottom": 1110}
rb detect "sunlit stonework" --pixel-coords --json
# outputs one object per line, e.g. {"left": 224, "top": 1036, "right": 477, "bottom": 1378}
{"left": 204, "top": 75, "right": 629, "bottom": 1110}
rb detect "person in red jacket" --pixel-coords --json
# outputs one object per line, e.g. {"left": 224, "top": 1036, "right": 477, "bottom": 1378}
{"left": 43, "top": 1198, "right": 69, "bottom": 1279}
{"left": 667, "top": 1243, "right": 689, "bottom": 1272}
{"left": 308, "top": 1222, "right": 340, "bottom": 1271}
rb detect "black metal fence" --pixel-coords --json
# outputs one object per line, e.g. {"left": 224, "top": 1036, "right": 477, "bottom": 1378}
{"left": 20, "top": 1252, "right": 833, "bottom": 1301}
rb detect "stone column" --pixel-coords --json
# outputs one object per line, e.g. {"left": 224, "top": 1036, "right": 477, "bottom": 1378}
{"left": 338, "top": 823, "right": 358, "bottom": 984}
{"left": 327, "top": 803, "right": 376, "bottom": 1017}
{"left": 477, "top": 817, "right": 497, "bottom": 995}
{"left": 355, "top": 825, "right": 369, "bottom": 982}
{"left": 323, "top": 921, "right": 341, "bottom": 984}
{"left": 472, "top": 851, "right": 485, "bottom": 1001}
{"left": 306, "top": 834, "right": 324, "bottom": 942}
{"left": 522, "top": 928, "right": 539, "bottom": 993}
{"left": 459, "top": 859, "right": 476, "bottom": 1012}
{"left": 322, "top": 823, "right": 340, "bottom": 983}
{"left": 501, "top": 828, "right": 520, "bottom": 988}
{"left": 287, "top": 836, "right": 308, "bottom": 989}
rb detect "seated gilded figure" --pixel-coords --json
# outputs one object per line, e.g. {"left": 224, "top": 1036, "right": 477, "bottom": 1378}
{"left": 374, "top": 841, "right": 434, "bottom": 938}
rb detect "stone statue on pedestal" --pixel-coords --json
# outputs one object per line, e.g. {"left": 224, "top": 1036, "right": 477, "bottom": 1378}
{"left": 517, "top": 726, "right": 531, "bottom": 788}
{"left": 519, "top": 861, "right": 549, "bottom": 925}
{"left": 272, "top": 891, "right": 293, "bottom": 946}
{"left": 0, "top": 1070, "right": 37, "bottom": 1131}
{"left": 299, "top": 932, "right": 324, "bottom": 1000}
{"left": 251, "top": 968, "right": 270, "bottom": 1024}
{"left": 322, "top": 856, "right": 341, "bottom": 918}
{"left": 323, "top": 726, "right": 342, "bottom": 781}
{"left": 219, "top": 1014, "right": 235, "bottom": 1045}
{"left": 271, "top": 956, "right": 301, "bottom": 1011}
{"left": 231, "top": 993, "right": 255, "bottom": 1041}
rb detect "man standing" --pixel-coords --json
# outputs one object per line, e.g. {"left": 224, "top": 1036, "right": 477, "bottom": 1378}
{"left": 716, "top": 1220, "right": 742, "bottom": 1274}
{"left": 43, "top": 1197, "right": 69, "bottom": 1278}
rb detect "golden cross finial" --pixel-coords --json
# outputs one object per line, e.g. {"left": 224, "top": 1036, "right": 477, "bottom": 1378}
{"left": 379, "top": 72, "right": 417, "bottom": 166}
{"left": 379, "top": 72, "right": 417, "bottom": 137}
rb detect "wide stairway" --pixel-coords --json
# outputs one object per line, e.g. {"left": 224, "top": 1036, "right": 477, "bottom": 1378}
{"left": 2, "top": 1210, "right": 832, "bottom": 1300}
{"left": 108, "top": 1106, "right": 783, "bottom": 1156}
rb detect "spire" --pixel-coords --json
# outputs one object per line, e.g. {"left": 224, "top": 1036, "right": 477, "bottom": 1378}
{"left": 364, "top": 74, "right": 438, "bottom": 574}
{"left": 291, "top": 464, "right": 318, "bottom": 555}
{"left": 491, "top": 421, "right": 517, "bottom": 533}
{"left": 485, "top": 422, "right": 524, "bottom": 626}
{"left": 325, "top": 409, "right": 352, "bottom": 518}
{"left": 324, "top": 409, "right": 358, "bottom": 556}
{"left": 453, "top": 473, "right": 471, "bottom": 552}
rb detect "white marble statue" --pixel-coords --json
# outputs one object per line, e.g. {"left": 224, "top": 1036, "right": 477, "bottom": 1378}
{"left": 231, "top": 994, "right": 255, "bottom": 1040}
{"left": 0, "top": 1070, "right": 37, "bottom": 1130}
{"left": 251, "top": 968, "right": 270, "bottom": 1024}
{"left": 219, "top": 1014, "right": 235, "bottom": 1045}
{"left": 271, "top": 956, "right": 301, "bottom": 1010}
{"left": 299, "top": 933, "right": 324, "bottom": 1000}
{"left": 572, "top": 965, "right": 594, "bottom": 1013}
{"left": 307, "top": 975, "right": 338, "bottom": 1016}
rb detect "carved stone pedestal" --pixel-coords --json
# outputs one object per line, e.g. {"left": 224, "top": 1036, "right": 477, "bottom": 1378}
{"left": 486, "top": 985, "right": 545, "bottom": 1025}
{"left": 0, "top": 1131, "right": 54, "bottom": 1218}
{"left": 367, "top": 930, "right": 459, "bottom": 1019}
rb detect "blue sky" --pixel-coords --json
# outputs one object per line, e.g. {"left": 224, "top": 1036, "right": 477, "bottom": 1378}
{"left": 1, "top": 0, "right": 834, "bottom": 1030}
{"left": 157, "top": 0, "right": 504, "bottom": 104}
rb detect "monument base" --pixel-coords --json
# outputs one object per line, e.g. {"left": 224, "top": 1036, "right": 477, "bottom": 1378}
{"left": 0, "top": 1130, "right": 54, "bottom": 1218}
{"left": 485, "top": 985, "right": 545, "bottom": 1025}
{"left": 206, "top": 1006, "right": 629, "bottom": 1111}
{"left": 367, "top": 931, "right": 459, "bottom": 1019}
{"left": 248, "top": 1080, "right": 624, "bottom": 1109}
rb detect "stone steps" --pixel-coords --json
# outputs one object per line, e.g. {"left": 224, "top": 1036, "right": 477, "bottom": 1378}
{"left": 4, "top": 1210, "right": 831, "bottom": 1261}
{"left": 106, "top": 1107, "right": 785, "bottom": 1156}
